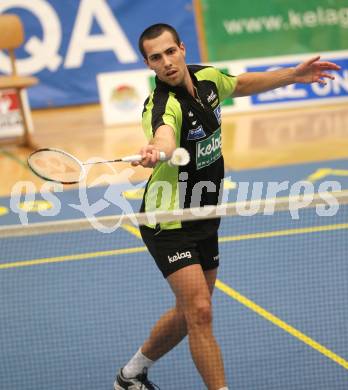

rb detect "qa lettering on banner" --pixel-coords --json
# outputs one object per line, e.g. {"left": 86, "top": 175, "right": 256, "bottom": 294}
{"left": 0, "top": 0, "right": 138, "bottom": 75}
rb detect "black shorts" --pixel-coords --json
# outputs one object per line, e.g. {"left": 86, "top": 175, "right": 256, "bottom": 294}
{"left": 140, "top": 225, "right": 220, "bottom": 278}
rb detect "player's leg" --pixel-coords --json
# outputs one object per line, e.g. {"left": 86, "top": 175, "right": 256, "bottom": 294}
{"left": 114, "top": 268, "right": 217, "bottom": 390}
{"left": 167, "top": 264, "right": 226, "bottom": 390}
{"left": 115, "top": 227, "right": 224, "bottom": 389}
{"left": 141, "top": 267, "right": 217, "bottom": 361}
{"left": 131, "top": 225, "right": 201, "bottom": 362}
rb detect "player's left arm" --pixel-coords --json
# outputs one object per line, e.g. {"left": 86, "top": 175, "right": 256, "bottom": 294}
{"left": 233, "top": 56, "right": 341, "bottom": 98}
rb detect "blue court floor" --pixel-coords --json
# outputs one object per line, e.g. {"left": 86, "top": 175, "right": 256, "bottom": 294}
{"left": 1, "top": 159, "right": 348, "bottom": 389}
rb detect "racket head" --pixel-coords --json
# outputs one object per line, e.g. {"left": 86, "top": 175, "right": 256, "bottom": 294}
{"left": 27, "top": 148, "right": 86, "bottom": 184}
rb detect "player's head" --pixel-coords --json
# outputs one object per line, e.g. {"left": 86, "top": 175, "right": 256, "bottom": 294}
{"left": 139, "top": 24, "right": 181, "bottom": 59}
{"left": 139, "top": 23, "right": 188, "bottom": 87}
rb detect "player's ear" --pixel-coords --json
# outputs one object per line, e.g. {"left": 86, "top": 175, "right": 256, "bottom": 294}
{"left": 179, "top": 41, "right": 186, "bottom": 57}
{"left": 144, "top": 57, "right": 152, "bottom": 70}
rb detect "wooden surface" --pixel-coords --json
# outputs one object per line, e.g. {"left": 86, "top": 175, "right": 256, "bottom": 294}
{"left": 1, "top": 102, "right": 348, "bottom": 196}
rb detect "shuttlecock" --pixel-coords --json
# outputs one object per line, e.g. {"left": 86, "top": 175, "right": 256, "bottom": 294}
{"left": 169, "top": 148, "right": 190, "bottom": 167}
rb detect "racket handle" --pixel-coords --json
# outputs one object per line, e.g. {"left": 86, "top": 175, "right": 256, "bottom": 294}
{"left": 159, "top": 151, "right": 166, "bottom": 161}
{"left": 122, "top": 151, "right": 167, "bottom": 162}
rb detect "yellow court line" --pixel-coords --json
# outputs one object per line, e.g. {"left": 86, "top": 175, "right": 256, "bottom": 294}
{"left": 120, "top": 222, "right": 348, "bottom": 244}
{"left": 2, "top": 222, "right": 347, "bottom": 270}
{"left": 0, "top": 246, "right": 146, "bottom": 269}
{"left": 219, "top": 222, "right": 348, "bottom": 242}
{"left": 120, "top": 223, "right": 348, "bottom": 371}
{"left": 215, "top": 279, "right": 348, "bottom": 370}
{"left": 121, "top": 224, "right": 142, "bottom": 238}
{"left": 2, "top": 221, "right": 348, "bottom": 369}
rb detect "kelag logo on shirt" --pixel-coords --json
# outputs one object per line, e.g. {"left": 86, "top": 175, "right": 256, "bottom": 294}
{"left": 196, "top": 128, "right": 221, "bottom": 169}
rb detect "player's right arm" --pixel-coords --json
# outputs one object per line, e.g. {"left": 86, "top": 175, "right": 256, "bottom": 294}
{"left": 132, "top": 124, "right": 176, "bottom": 168}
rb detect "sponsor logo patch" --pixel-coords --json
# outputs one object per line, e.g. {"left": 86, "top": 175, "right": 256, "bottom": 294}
{"left": 168, "top": 251, "right": 192, "bottom": 263}
{"left": 207, "top": 90, "right": 217, "bottom": 103}
{"left": 187, "top": 125, "right": 206, "bottom": 140}
{"left": 214, "top": 105, "right": 221, "bottom": 125}
{"left": 211, "top": 99, "right": 219, "bottom": 108}
{"left": 196, "top": 128, "right": 222, "bottom": 169}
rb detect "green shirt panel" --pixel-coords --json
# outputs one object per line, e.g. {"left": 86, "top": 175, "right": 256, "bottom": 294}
{"left": 142, "top": 92, "right": 182, "bottom": 141}
{"left": 142, "top": 93, "right": 183, "bottom": 229}
{"left": 195, "top": 67, "right": 237, "bottom": 101}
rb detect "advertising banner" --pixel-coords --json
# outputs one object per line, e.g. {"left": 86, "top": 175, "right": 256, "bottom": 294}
{"left": 247, "top": 56, "right": 348, "bottom": 106}
{"left": 0, "top": 90, "right": 22, "bottom": 137}
{"left": 97, "top": 69, "right": 151, "bottom": 125}
{"left": 200, "top": 0, "right": 348, "bottom": 61}
{"left": 0, "top": 0, "right": 199, "bottom": 108}
{"left": 98, "top": 51, "right": 348, "bottom": 125}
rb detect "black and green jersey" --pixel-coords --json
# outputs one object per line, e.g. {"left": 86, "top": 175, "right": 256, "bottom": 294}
{"left": 141, "top": 65, "right": 237, "bottom": 231}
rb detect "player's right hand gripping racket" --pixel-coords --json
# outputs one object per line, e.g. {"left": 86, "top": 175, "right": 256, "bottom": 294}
{"left": 27, "top": 147, "right": 190, "bottom": 184}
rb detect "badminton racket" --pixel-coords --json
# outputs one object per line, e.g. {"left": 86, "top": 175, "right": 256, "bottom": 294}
{"left": 27, "top": 147, "right": 190, "bottom": 184}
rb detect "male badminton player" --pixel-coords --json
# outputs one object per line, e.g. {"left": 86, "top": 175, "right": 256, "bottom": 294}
{"left": 114, "top": 24, "right": 340, "bottom": 390}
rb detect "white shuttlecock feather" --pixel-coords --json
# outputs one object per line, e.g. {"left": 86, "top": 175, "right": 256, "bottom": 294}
{"left": 169, "top": 148, "right": 190, "bottom": 167}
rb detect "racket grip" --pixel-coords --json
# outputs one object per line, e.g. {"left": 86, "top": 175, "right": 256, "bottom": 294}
{"left": 159, "top": 151, "right": 167, "bottom": 161}
{"left": 122, "top": 151, "right": 167, "bottom": 162}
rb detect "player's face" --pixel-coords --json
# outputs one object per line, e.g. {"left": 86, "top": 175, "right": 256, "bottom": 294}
{"left": 143, "top": 31, "right": 188, "bottom": 87}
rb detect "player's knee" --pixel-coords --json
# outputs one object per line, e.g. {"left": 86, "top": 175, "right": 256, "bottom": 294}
{"left": 186, "top": 298, "right": 212, "bottom": 328}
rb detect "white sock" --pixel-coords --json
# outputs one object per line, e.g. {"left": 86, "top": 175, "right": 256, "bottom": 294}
{"left": 218, "top": 387, "right": 229, "bottom": 390}
{"left": 122, "top": 348, "right": 154, "bottom": 378}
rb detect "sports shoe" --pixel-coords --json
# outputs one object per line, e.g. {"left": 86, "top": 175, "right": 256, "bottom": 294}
{"left": 114, "top": 368, "right": 159, "bottom": 390}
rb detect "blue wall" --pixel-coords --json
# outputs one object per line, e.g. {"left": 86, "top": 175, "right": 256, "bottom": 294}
{"left": 0, "top": 0, "right": 200, "bottom": 108}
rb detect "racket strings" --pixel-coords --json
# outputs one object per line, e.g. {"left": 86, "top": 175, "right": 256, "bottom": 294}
{"left": 28, "top": 149, "right": 85, "bottom": 184}
{"left": 28, "top": 148, "right": 190, "bottom": 184}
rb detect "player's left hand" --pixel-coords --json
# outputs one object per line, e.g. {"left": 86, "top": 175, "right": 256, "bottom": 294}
{"left": 294, "top": 56, "right": 341, "bottom": 85}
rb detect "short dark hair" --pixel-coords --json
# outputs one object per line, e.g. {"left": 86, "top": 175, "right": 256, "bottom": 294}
{"left": 138, "top": 23, "right": 181, "bottom": 59}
